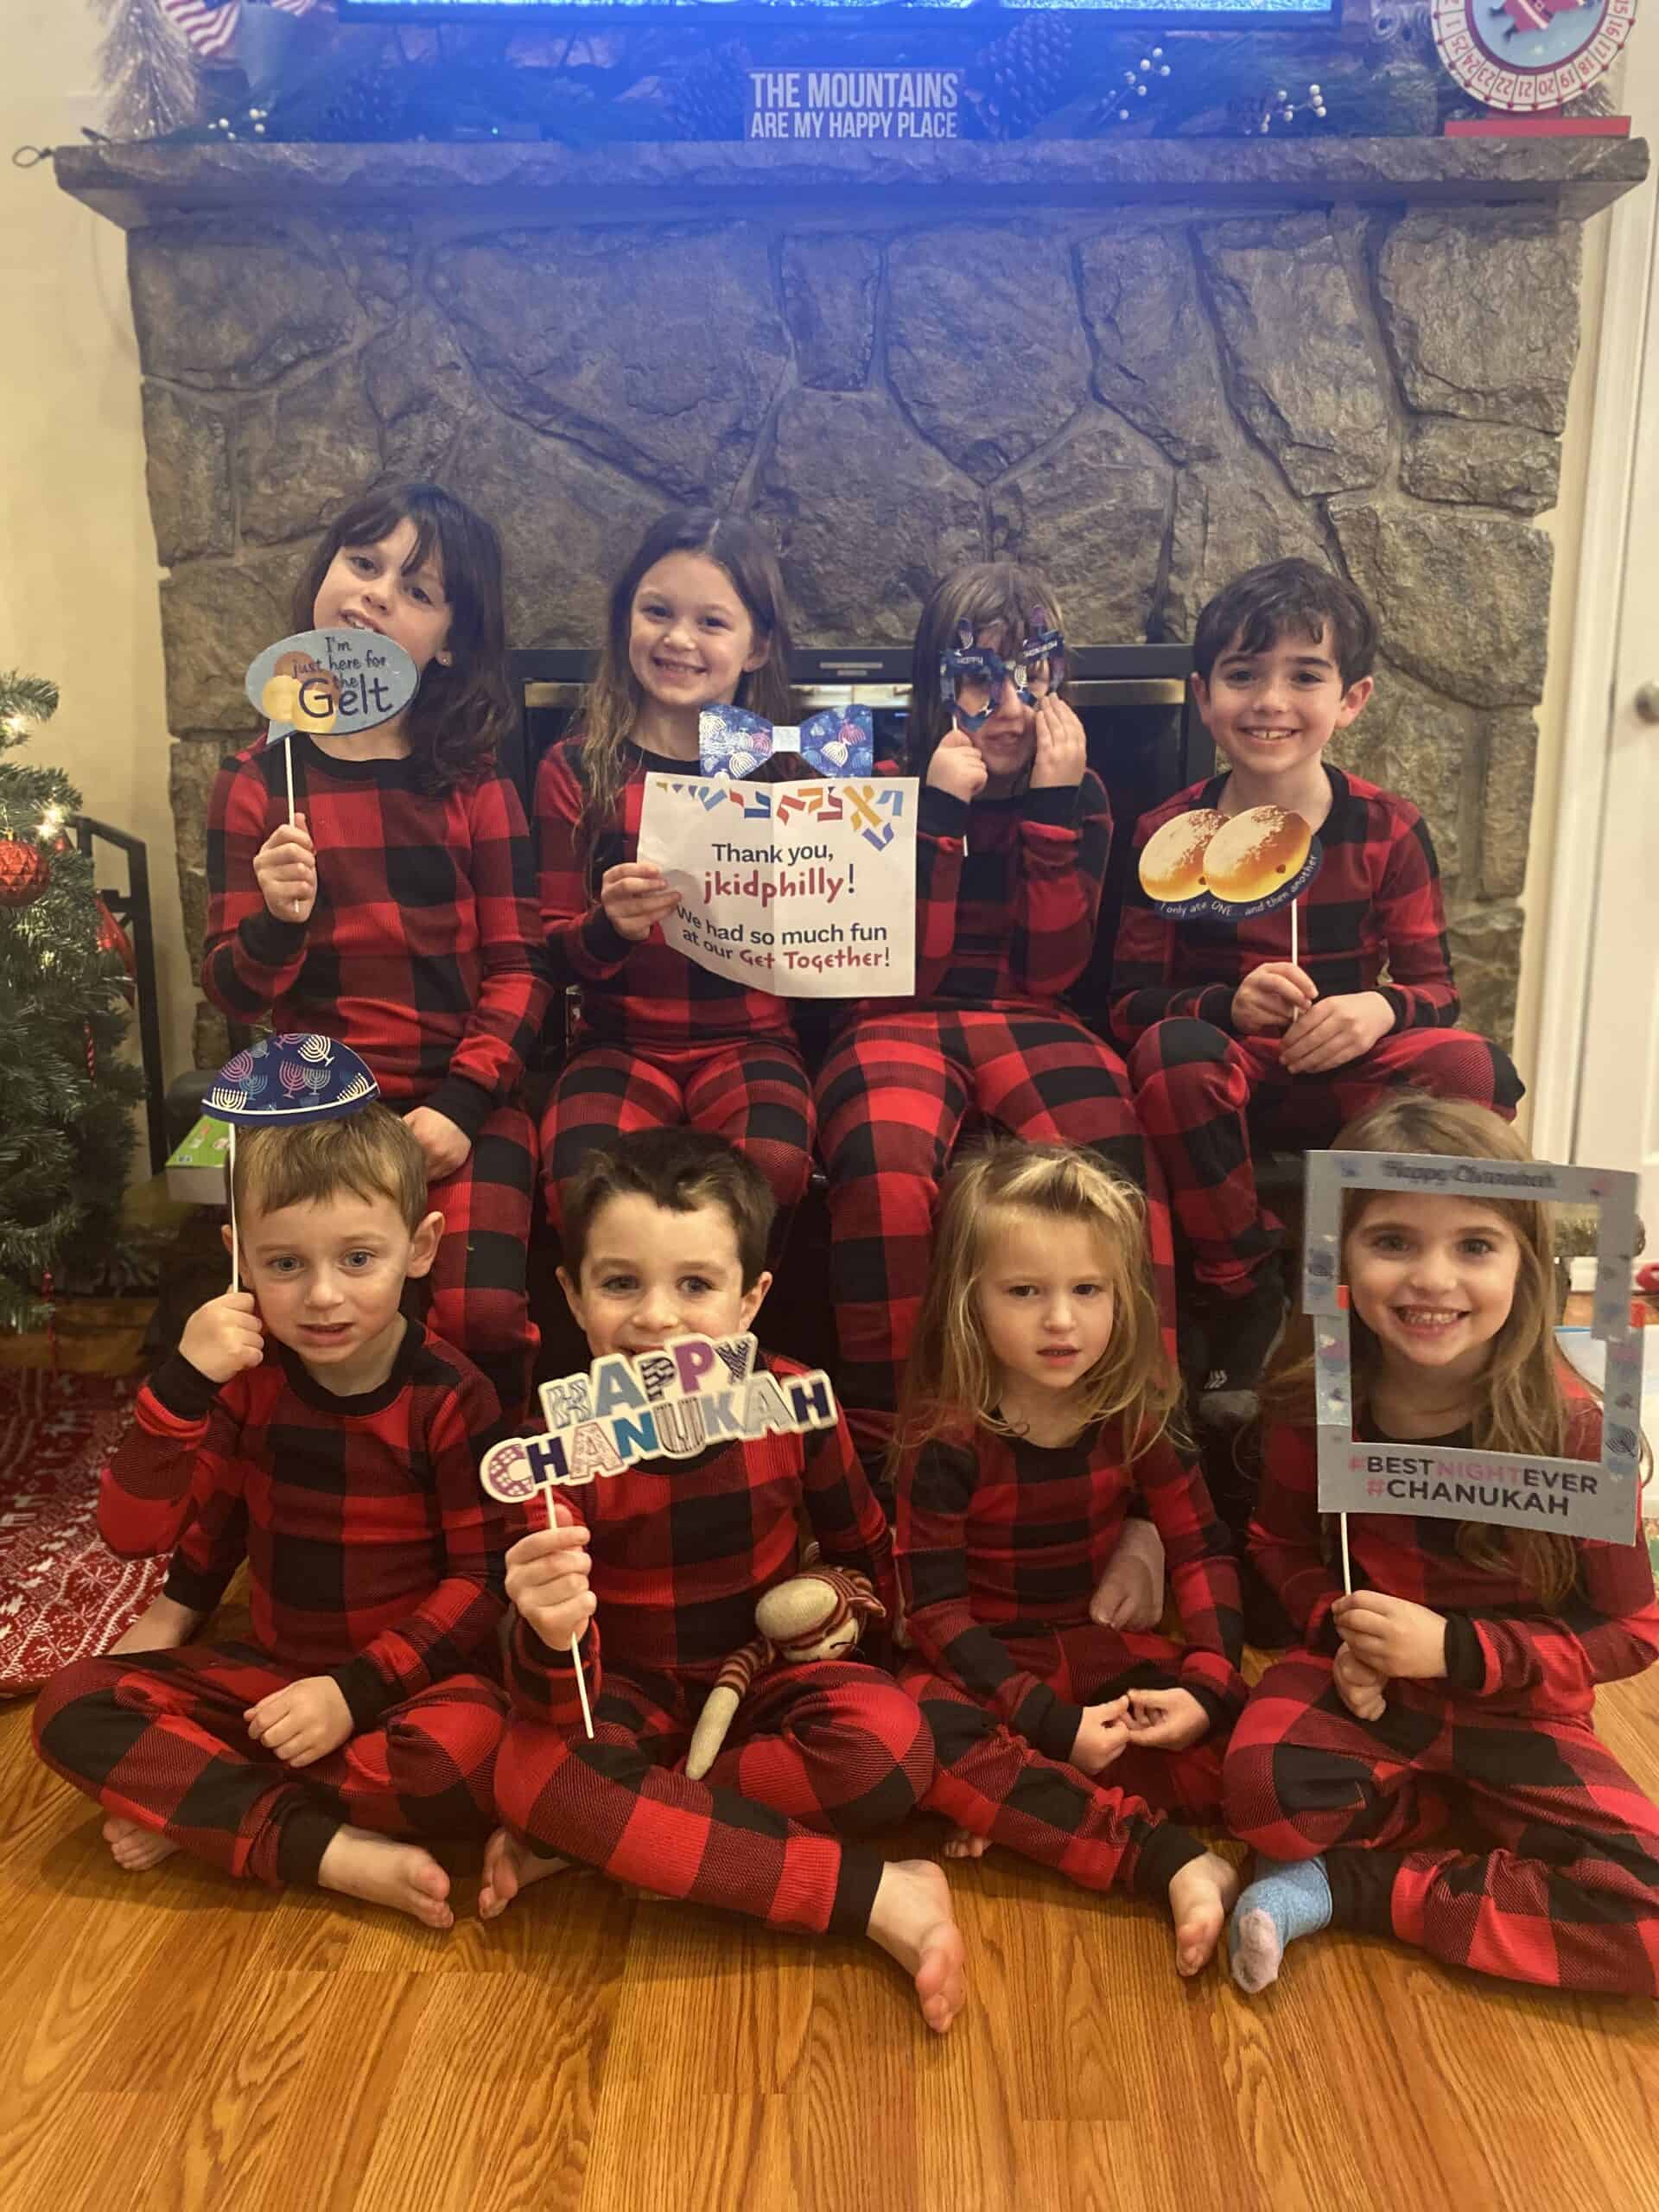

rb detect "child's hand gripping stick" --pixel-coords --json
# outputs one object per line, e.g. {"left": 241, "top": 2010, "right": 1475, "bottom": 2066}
{"left": 498, "top": 1485, "right": 597, "bottom": 1741}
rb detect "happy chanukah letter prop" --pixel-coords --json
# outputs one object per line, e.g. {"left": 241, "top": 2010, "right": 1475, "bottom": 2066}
{"left": 477, "top": 1334, "right": 842, "bottom": 1739}
{"left": 1303, "top": 1149, "right": 1646, "bottom": 1586}
{"left": 245, "top": 627, "right": 420, "bottom": 827}
{"left": 637, "top": 774, "right": 918, "bottom": 999}
{"left": 202, "top": 1034, "right": 379, "bottom": 1294}
{"left": 700, "top": 703, "right": 875, "bottom": 780}
{"left": 1139, "top": 804, "right": 1322, "bottom": 968}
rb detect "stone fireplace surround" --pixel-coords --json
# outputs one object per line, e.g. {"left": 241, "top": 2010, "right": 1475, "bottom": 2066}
{"left": 55, "top": 134, "right": 1648, "bottom": 1065}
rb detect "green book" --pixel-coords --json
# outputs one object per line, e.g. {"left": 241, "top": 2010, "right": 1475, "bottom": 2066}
{"left": 165, "top": 1113, "right": 230, "bottom": 1204}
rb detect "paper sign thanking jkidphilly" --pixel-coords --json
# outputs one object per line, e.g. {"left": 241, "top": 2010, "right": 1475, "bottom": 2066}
{"left": 1304, "top": 1149, "right": 1646, "bottom": 1546}
{"left": 637, "top": 774, "right": 917, "bottom": 999}
{"left": 478, "top": 1333, "right": 838, "bottom": 1500}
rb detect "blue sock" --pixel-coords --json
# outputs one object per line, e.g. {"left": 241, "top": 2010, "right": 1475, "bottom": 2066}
{"left": 1230, "top": 1856, "right": 1332, "bottom": 1994}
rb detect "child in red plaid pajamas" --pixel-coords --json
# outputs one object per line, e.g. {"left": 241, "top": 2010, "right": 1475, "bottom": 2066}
{"left": 33, "top": 1109, "right": 519, "bottom": 1930}
{"left": 893, "top": 1141, "right": 1244, "bottom": 1978}
{"left": 478, "top": 1129, "right": 969, "bottom": 2036}
{"left": 816, "top": 562, "right": 1177, "bottom": 1484}
{"left": 1223, "top": 1094, "right": 1659, "bottom": 1998}
{"left": 537, "top": 510, "right": 817, "bottom": 1229}
{"left": 204, "top": 483, "right": 549, "bottom": 1420}
{"left": 1111, "top": 558, "right": 1522, "bottom": 1427}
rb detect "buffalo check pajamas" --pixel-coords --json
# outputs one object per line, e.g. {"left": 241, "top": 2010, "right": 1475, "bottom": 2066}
{"left": 33, "top": 1325, "right": 518, "bottom": 1885}
{"left": 204, "top": 735, "right": 550, "bottom": 1417}
{"left": 897, "top": 1419, "right": 1246, "bottom": 1898}
{"left": 1224, "top": 1410, "right": 1659, "bottom": 1995}
{"left": 495, "top": 1355, "right": 933, "bottom": 1936}
{"left": 536, "top": 737, "right": 816, "bottom": 1223}
{"left": 817, "top": 772, "right": 1175, "bottom": 1470}
{"left": 1111, "top": 766, "right": 1523, "bottom": 1298}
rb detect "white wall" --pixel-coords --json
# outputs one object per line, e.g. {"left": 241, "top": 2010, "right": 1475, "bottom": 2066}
{"left": 0, "top": 0, "right": 193, "bottom": 1115}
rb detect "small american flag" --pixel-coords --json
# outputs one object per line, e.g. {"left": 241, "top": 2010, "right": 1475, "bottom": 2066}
{"left": 159, "top": 0, "right": 320, "bottom": 64}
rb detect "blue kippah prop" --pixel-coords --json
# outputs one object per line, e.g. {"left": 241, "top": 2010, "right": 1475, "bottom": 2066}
{"left": 204, "top": 1033, "right": 379, "bottom": 1127}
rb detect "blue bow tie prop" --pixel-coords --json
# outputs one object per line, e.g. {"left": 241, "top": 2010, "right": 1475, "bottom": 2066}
{"left": 205, "top": 1033, "right": 379, "bottom": 1125}
{"left": 700, "top": 703, "right": 875, "bottom": 780}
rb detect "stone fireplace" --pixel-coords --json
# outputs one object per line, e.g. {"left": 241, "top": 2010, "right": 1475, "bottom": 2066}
{"left": 55, "top": 134, "right": 1647, "bottom": 1065}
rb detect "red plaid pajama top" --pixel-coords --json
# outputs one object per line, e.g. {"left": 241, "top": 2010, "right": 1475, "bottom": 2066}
{"left": 536, "top": 735, "right": 812, "bottom": 1051}
{"left": 508, "top": 1354, "right": 895, "bottom": 1726}
{"left": 99, "top": 1323, "right": 516, "bottom": 1726}
{"left": 1109, "top": 766, "right": 1459, "bottom": 1052}
{"left": 897, "top": 1416, "right": 1246, "bottom": 1761}
{"left": 1249, "top": 1400, "right": 1659, "bottom": 1718}
{"left": 204, "top": 734, "right": 549, "bottom": 1141}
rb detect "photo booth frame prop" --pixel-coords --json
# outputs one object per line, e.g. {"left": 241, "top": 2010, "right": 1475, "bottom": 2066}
{"left": 202, "top": 1034, "right": 380, "bottom": 1293}
{"left": 476, "top": 1332, "right": 842, "bottom": 1737}
{"left": 1303, "top": 1150, "right": 1645, "bottom": 1580}
{"left": 245, "top": 627, "right": 421, "bottom": 827}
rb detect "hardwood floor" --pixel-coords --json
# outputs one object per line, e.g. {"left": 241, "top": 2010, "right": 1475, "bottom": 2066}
{"left": 3, "top": 1648, "right": 1657, "bottom": 2212}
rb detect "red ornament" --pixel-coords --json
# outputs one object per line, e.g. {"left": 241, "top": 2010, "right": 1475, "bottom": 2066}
{"left": 95, "top": 893, "right": 137, "bottom": 999}
{"left": 0, "top": 838, "right": 49, "bottom": 910}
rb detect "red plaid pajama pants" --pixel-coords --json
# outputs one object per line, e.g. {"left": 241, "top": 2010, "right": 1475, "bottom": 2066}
{"left": 816, "top": 1009, "right": 1176, "bottom": 1466}
{"left": 903, "top": 1623, "right": 1224, "bottom": 1901}
{"left": 425, "top": 1100, "right": 539, "bottom": 1422}
{"left": 32, "top": 1642, "right": 509, "bottom": 1889}
{"left": 1224, "top": 1653, "right": 1659, "bottom": 1995}
{"left": 542, "top": 1038, "right": 816, "bottom": 1227}
{"left": 1127, "top": 1021, "right": 1523, "bottom": 1295}
{"left": 496, "top": 1656, "right": 932, "bottom": 1936}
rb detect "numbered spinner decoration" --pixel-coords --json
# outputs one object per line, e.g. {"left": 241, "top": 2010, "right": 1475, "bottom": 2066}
{"left": 1432, "top": 0, "right": 1637, "bottom": 114}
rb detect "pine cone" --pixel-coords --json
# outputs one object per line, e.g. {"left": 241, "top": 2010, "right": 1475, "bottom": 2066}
{"left": 315, "top": 70, "right": 411, "bottom": 143}
{"left": 669, "top": 48, "right": 747, "bottom": 143}
{"left": 980, "top": 15, "right": 1076, "bottom": 138}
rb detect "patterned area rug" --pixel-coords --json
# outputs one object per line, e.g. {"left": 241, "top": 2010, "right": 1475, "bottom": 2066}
{"left": 0, "top": 1368, "right": 163, "bottom": 1697}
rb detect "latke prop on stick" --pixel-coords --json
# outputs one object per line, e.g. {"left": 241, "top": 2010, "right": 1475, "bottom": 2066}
{"left": 245, "top": 626, "right": 420, "bottom": 827}
{"left": 201, "top": 1034, "right": 379, "bottom": 1294}
{"left": 477, "top": 1335, "right": 842, "bottom": 1741}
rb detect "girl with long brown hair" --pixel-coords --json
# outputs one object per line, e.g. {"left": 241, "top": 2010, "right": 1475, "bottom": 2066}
{"left": 1224, "top": 1092, "right": 1659, "bottom": 1998}
{"left": 894, "top": 1141, "right": 1244, "bottom": 1981}
{"left": 534, "top": 508, "right": 815, "bottom": 1230}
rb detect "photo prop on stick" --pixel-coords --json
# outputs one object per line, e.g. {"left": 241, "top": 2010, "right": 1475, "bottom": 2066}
{"left": 476, "top": 1334, "right": 841, "bottom": 1745}
{"left": 940, "top": 612, "right": 1065, "bottom": 734}
{"left": 700, "top": 703, "right": 875, "bottom": 780}
{"left": 637, "top": 773, "right": 918, "bottom": 999}
{"left": 1303, "top": 1149, "right": 1646, "bottom": 1575}
{"left": 202, "top": 1033, "right": 379, "bottom": 1294}
{"left": 1139, "top": 803, "right": 1322, "bottom": 966}
{"left": 245, "top": 627, "right": 421, "bottom": 827}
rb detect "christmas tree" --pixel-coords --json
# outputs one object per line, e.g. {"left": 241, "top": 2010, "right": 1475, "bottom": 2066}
{"left": 0, "top": 672, "right": 143, "bottom": 1332}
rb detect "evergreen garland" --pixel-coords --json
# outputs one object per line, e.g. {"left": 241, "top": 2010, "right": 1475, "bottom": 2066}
{"left": 0, "top": 674, "right": 144, "bottom": 1334}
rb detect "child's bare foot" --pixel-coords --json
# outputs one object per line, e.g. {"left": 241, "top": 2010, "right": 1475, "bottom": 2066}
{"left": 942, "top": 1826, "right": 991, "bottom": 1861}
{"left": 102, "top": 1815, "right": 180, "bottom": 1872}
{"left": 1167, "top": 1850, "right": 1239, "bottom": 1979}
{"left": 317, "top": 1825, "right": 454, "bottom": 1929}
{"left": 109, "top": 1593, "right": 205, "bottom": 1656}
{"left": 477, "top": 1825, "right": 569, "bottom": 1921}
{"left": 868, "top": 1859, "right": 968, "bottom": 2035}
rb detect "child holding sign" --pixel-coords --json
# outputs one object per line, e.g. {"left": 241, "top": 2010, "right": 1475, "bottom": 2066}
{"left": 536, "top": 510, "right": 817, "bottom": 1228}
{"left": 202, "top": 484, "right": 548, "bottom": 1420}
{"left": 816, "top": 562, "right": 1177, "bottom": 1500}
{"left": 1112, "top": 559, "right": 1522, "bottom": 1426}
{"left": 894, "top": 1143, "right": 1243, "bottom": 1980}
{"left": 1224, "top": 1095, "right": 1659, "bottom": 1997}
{"left": 33, "top": 1105, "right": 517, "bottom": 1930}
{"left": 480, "top": 1130, "right": 967, "bottom": 2037}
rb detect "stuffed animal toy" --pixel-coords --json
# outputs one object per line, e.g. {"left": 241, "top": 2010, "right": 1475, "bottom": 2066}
{"left": 684, "top": 1562, "right": 886, "bottom": 1780}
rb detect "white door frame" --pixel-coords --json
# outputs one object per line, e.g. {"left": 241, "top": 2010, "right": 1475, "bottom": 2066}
{"left": 1531, "top": 34, "right": 1659, "bottom": 1163}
